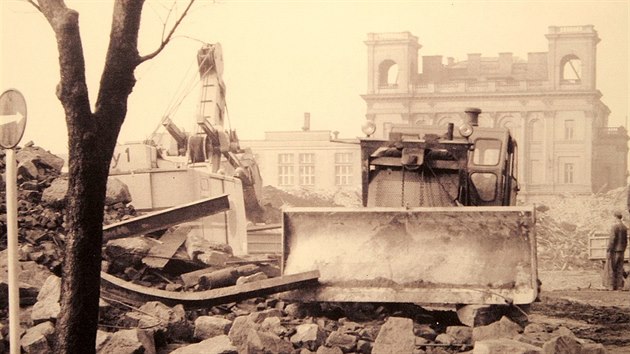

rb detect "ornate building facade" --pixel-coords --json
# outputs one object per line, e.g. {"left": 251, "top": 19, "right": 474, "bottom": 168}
{"left": 362, "top": 26, "right": 627, "bottom": 197}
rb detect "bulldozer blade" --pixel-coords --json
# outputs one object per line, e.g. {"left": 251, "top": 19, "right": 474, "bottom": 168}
{"left": 281, "top": 206, "right": 537, "bottom": 305}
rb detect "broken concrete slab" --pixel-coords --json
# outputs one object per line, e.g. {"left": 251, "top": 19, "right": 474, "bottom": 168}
{"left": 457, "top": 304, "right": 505, "bottom": 327}
{"left": 193, "top": 316, "right": 233, "bottom": 340}
{"left": 197, "top": 250, "right": 230, "bottom": 267}
{"left": 41, "top": 177, "right": 67, "bottom": 207}
{"left": 142, "top": 226, "right": 191, "bottom": 269}
{"left": 372, "top": 317, "right": 415, "bottom": 354}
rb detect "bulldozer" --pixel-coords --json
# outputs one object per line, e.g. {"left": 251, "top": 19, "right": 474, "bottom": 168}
{"left": 281, "top": 108, "right": 538, "bottom": 307}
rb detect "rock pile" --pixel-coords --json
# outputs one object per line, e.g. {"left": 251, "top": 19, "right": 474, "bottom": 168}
{"left": 532, "top": 187, "right": 629, "bottom": 271}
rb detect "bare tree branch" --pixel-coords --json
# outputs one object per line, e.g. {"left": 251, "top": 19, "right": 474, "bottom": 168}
{"left": 161, "top": 1, "right": 177, "bottom": 42}
{"left": 26, "top": 0, "right": 41, "bottom": 12}
{"left": 138, "top": 0, "right": 196, "bottom": 64}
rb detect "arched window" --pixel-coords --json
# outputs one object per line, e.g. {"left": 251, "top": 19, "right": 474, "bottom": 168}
{"left": 560, "top": 55, "right": 581, "bottom": 83}
{"left": 379, "top": 60, "right": 398, "bottom": 87}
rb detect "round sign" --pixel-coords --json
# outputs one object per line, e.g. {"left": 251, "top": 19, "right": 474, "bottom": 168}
{"left": 0, "top": 89, "right": 27, "bottom": 149}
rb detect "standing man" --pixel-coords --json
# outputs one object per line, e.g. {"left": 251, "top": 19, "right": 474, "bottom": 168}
{"left": 605, "top": 211, "right": 628, "bottom": 290}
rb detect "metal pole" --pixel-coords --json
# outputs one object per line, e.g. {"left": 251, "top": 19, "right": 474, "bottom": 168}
{"left": 6, "top": 148, "right": 20, "bottom": 354}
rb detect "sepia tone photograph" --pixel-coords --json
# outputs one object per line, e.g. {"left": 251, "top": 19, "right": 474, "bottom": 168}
{"left": 1, "top": 0, "right": 629, "bottom": 353}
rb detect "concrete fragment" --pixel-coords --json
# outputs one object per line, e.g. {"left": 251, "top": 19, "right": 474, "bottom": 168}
{"left": 541, "top": 335, "right": 583, "bottom": 354}
{"left": 186, "top": 230, "right": 233, "bottom": 260}
{"left": 291, "top": 323, "right": 327, "bottom": 351}
{"left": 326, "top": 331, "right": 357, "bottom": 352}
{"left": 473, "top": 338, "right": 542, "bottom": 354}
{"left": 236, "top": 271, "right": 268, "bottom": 285}
{"left": 472, "top": 316, "right": 522, "bottom": 342}
{"left": 0, "top": 253, "right": 54, "bottom": 307}
{"left": 248, "top": 308, "right": 283, "bottom": 324}
{"left": 105, "top": 236, "right": 158, "bottom": 269}
{"left": 21, "top": 321, "right": 55, "bottom": 354}
{"left": 194, "top": 316, "right": 233, "bottom": 340}
{"left": 31, "top": 275, "right": 61, "bottom": 324}
{"left": 198, "top": 250, "right": 229, "bottom": 267}
{"left": 41, "top": 178, "right": 67, "bottom": 207}
{"left": 97, "top": 328, "right": 155, "bottom": 354}
{"left": 95, "top": 330, "right": 112, "bottom": 352}
{"left": 131, "top": 302, "right": 192, "bottom": 341}
{"left": 372, "top": 317, "right": 415, "bottom": 354}
{"left": 105, "top": 177, "right": 132, "bottom": 206}
{"left": 446, "top": 326, "right": 473, "bottom": 344}
{"left": 16, "top": 146, "right": 64, "bottom": 173}
{"left": 245, "top": 328, "right": 294, "bottom": 354}
{"left": 228, "top": 315, "right": 259, "bottom": 350}
{"left": 169, "top": 334, "right": 238, "bottom": 354}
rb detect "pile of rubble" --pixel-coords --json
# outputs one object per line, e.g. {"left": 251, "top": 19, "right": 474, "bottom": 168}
{"left": 532, "top": 187, "right": 628, "bottom": 271}
{"left": 0, "top": 144, "right": 137, "bottom": 274}
{"left": 10, "top": 269, "right": 610, "bottom": 354}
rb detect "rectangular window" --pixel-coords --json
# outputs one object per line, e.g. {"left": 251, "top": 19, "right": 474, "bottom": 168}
{"left": 299, "top": 153, "right": 315, "bottom": 186}
{"left": 278, "top": 153, "right": 294, "bottom": 186}
{"left": 564, "top": 120, "right": 575, "bottom": 140}
{"left": 335, "top": 152, "right": 353, "bottom": 185}
{"left": 563, "top": 163, "right": 574, "bottom": 184}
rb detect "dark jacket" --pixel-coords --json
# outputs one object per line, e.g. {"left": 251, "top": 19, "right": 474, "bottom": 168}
{"left": 608, "top": 222, "right": 628, "bottom": 252}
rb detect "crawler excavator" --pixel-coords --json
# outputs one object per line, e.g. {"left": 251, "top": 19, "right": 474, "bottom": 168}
{"left": 108, "top": 43, "right": 264, "bottom": 256}
{"left": 281, "top": 108, "right": 539, "bottom": 308}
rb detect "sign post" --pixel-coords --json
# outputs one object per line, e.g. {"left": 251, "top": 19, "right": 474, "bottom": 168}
{"left": 0, "top": 89, "right": 27, "bottom": 354}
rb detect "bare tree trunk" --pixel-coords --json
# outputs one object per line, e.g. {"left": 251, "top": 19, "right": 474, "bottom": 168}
{"left": 35, "top": 1, "right": 144, "bottom": 352}
{"left": 29, "top": 0, "right": 195, "bottom": 351}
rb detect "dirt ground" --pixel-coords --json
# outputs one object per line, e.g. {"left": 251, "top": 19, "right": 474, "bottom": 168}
{"left": 535, "top": 269, "right": 629, "bottom": 353}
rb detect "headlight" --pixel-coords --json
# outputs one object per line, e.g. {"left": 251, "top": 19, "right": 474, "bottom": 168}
{"left": 458, "top": 123, "right": 474, "bottom": 138}
{"left": 361, "top": 120, "right": 376, "bottom": 137}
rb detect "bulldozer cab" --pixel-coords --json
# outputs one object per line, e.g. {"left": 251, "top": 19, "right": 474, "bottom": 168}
{"left": 362, "top": 124, "right": 518, "bottom": 208}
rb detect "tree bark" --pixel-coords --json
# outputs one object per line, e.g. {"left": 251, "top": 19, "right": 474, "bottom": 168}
{"left": 36, "top": 1, "right": 145, "bottom": 353}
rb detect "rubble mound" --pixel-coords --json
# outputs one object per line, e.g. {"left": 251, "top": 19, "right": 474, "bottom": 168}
{"left": 258, "top": 186, "right": 361, "bottom": 223}
{"left": 532, "top": 186, "right": 628, "bottom": 271}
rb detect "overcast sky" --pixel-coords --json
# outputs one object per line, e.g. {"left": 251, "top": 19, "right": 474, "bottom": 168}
{"left": 1, "top": 0, "right": 628, "bottom": 154}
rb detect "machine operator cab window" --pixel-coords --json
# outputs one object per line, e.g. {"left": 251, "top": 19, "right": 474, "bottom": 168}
{"left": 468, "top": 130, "right": 517, "bottom": 206}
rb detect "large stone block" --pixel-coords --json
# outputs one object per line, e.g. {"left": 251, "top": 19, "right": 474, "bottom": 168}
{"left": 96, "top": 328, "right": 155, "bottom": 354}
{"left": 446, "top": 326, "right": 473, "bottom": 344}
{"left": 245, "top": 328, "right": 294, "bottom": 354}
{"left": 325, "top": 331, "right": 357, "bottom": 352}
{"left": 131, "top": 302, "right": 192, "bottom": 342}
{"left": 194, "top": 316, "right": 233, "bottom": 340}
{"left": 472, "top": 316, "right": 522, "bottom": 342}
{"left": 291, "top": 323, "right": 326, "bottom": 351}
{"left": 21, "top": 321, "right": 55, "bottom": 354}
{"left": 31, "top": 275, "right": 61, "bottom": 324}
{"left": 541, "top": 335, "right": 583, "bottom": 354}
{"left": 105, "top": 177, "right": 132, "bottom": 206}
{"left": 372, "top": 317, "right": 415, "bottom": 354}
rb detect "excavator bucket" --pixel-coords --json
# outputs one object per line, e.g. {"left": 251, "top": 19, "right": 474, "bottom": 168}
{"left": 281, "top": 206, "right": 537, "bottom": 305}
